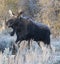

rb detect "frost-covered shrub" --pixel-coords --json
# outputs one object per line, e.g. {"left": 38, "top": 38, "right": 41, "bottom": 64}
{"left": 0, "top": 32, "right": 17, "bottom": 53}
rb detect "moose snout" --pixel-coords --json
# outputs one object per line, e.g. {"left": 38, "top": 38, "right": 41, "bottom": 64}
{"left": 6, "top": 21, "right": 11, "bottom": 27}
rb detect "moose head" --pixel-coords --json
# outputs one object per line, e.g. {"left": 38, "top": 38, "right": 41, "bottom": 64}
{"left": 6, "top": 9, "right": 24, "bottom": 28}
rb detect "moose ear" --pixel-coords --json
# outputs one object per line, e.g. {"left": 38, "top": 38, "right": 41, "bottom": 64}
{"left": 8, "top": 10, "right": 14, "bottom": 17}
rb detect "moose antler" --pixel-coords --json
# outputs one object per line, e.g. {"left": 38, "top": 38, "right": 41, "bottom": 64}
{"left": 8, "top": 10, "right": 14, "bottom": 17}
{"left": 8, "top": 9, "right": 24, "bottom": 18}
{"left": 17, "top": 10, "right": 24, "bottom": 18}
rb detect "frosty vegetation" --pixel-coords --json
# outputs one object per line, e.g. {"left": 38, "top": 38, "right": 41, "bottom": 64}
{"left": 0, "top": 35, "right": 54, "bottom": 64}
{"left": 0, "top": 32, "right": 60, "bottom": 64}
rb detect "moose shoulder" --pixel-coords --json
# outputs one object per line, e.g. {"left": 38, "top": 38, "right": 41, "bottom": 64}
{"left": 6, "top": 10, "right": 52, "bottom": 50}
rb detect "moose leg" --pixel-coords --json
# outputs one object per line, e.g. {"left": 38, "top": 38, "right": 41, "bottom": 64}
{"left": 44, "top": 36, "right": 52, "bottom": 52}
{"left": 12, "top": 43, "right": 18, "bottom": 55}
{"left": 37, "top": 41, "right": 40, "bottom": 47}
{"left": 15, "top": 34, "right": 20, "bottom": 43}
{"left": 12, "top": 41, "right": 21, "bottom": 55}
{"left": 27, "top": 40, "right": 30, "bottom": 49}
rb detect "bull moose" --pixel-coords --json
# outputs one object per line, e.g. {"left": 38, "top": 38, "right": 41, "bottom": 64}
{"left": 6, "top": 10, "right": 52, "bottom": 53}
